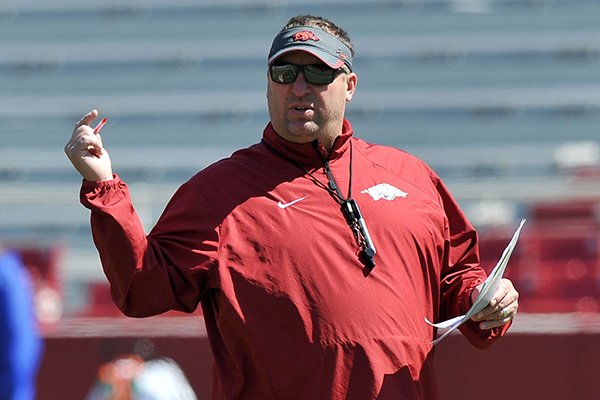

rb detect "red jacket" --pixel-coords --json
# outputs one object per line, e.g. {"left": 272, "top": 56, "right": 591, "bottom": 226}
{"left": 81, "top": 119, "right": 509, "bottom": 399}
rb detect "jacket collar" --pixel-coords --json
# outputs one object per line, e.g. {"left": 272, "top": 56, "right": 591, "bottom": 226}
{"left": 261, "top": 119, "right": 354, "bottom": 167}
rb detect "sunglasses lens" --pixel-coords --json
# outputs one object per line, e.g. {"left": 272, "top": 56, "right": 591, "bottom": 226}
{"left": 269, "top": 63, "right": 339, "bottom": 85}
{"left": 270, "top": 64, "right": 298, "bottom": 83}
{"left": 303, "top": 64, "right": 336, "bottom": 85}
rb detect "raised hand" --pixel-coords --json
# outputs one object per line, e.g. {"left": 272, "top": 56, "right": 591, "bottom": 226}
{"left": 64, "top": 109, "right": 114, "bottom": 182}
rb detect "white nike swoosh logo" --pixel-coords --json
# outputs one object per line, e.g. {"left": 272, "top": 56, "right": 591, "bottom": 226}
{"left": 277, "top": 196, "right": 307, "bottom": 209}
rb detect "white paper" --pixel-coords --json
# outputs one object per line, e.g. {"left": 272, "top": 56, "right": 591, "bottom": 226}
{"left": 426, "top": 218, "right": 526, "bottom": 345}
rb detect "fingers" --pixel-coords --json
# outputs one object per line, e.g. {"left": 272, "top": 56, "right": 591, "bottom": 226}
{"left": 488, "top": 279, "right": 515, "bottom": 309}
{"left": 75, "top": 109, "right": 98, "bottom": 130}
{"left": 66, "top": 124, "right": 105, "bottom": 158}
{"left": 70, "top": 110, "right": 98, "bottom": 145}
{"left": 475, "top": 301, "right": 518, "bottom": 330}
{"left": 67, "top": 110, "right": 106, "bottom": 157}
{"left": 64, "top": 109, "right": 114, "bottom": 181}
{"left": 471, "top": 279, "right": 519, "bottom": 330}
{"left": 67, "top": 132, "right": 104, "bottom": 157}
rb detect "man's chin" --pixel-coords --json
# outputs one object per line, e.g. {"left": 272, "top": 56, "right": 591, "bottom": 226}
{"left": 288, "top": 121, "right": 319, "bottom": 137}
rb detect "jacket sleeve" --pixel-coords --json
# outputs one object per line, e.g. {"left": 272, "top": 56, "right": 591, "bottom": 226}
{"left": 80, "top": 175, "right": 219, "bottom": 317}
{"left": 432, "top": 172, "right": 511, "bottom": 349}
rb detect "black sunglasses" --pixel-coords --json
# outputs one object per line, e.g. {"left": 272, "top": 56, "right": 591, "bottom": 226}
{"left": 269, "top": 63, "right": 344, "bottom": 85}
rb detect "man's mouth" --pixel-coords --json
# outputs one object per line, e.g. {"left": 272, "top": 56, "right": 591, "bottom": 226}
{"left": 290, "top": 102, "right": 315, "bottom": 114}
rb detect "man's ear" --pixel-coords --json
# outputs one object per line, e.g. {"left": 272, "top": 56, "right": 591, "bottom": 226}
{"left": 346, "top": 72, "right": 358, "bottom": 102}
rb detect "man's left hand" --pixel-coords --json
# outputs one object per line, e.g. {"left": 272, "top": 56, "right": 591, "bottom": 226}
{"left": 470, "top": 278, "right": 519, "bottom": 330}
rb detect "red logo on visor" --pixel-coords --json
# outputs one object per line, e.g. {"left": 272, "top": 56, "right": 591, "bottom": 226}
{"left": 292, "top": 31, "right": 320, "bottom": 42}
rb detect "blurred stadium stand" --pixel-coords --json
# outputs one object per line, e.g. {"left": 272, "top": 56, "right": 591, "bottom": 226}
{"left": 1, "top": 0, "right": 600, "bottom": 398}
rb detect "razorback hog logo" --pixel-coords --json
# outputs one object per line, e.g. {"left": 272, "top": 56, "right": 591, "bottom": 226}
{"left": 292, "top": 31, "right": 320, "bottom": 42}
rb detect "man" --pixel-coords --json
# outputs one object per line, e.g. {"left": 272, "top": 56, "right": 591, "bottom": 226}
{"left": 65, "top": 15, "right": 518, "bottom": 399}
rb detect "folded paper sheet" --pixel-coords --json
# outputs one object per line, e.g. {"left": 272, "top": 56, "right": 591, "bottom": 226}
{"left": 426, "top": 218, "right": 526, "bottom": 345}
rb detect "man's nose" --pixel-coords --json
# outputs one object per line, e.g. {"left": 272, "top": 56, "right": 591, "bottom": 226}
{"left": 290, "top": 71, "right": 311, "bottom": 96}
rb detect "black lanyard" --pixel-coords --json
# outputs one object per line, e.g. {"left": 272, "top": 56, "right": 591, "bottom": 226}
{"left": 262, "top": 138, "right": 377, "bottom": 272}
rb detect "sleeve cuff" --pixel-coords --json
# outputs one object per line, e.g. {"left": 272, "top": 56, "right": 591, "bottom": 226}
{"left": 80, "top": 174, "right": 130, "bottom": 209}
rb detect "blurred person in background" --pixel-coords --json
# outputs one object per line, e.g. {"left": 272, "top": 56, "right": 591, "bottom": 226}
{"left": 65, "top": 14, "right": 519, "bottom": 399}
{"left": 86, "top": 354, "right": 197, "bottom": 400}
{"left": 0, "top": 247, "right": 43, "bottom": 400}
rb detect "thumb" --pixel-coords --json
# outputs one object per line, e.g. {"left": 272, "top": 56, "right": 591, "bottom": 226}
{"left": 75, "top": 109, "right": 99, "bottom": 129}
{"left": 471, "top": 282, "right": 483, "bottom": 304}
